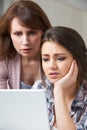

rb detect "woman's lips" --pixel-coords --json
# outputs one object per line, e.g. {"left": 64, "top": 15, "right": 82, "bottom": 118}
{"left": 21, "top": 48, "right": 32, "bottom": 53}
{"left": 49, "top": 72, "right": 59, "bottom": 79}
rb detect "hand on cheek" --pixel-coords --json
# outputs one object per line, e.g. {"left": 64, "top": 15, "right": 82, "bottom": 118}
{"left": 54, "top": 60, "right": 78, "bottom": 92}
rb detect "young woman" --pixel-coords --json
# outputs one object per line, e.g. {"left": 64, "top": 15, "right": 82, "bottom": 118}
{"left": 0, "top": 0, "right": 51, "bottom": 89}
{"left": 40, "top": 26, "right": 87, "bottom": 130}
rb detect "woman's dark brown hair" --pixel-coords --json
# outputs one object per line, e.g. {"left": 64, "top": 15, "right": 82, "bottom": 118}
{"left": 0, "top": 0, "right": 51, "bottom": 60}
{"left": 41, "top": 26, "right": 87, "bottom": 85}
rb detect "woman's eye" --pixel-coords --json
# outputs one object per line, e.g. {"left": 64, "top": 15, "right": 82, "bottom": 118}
{"left": 14, "top": 32, "right": 22, "bottom": 36}
{"left": 28, "top": 31, "right": 37, "bottom": 35}
{"left": 57, "top": 57, "right": 66, "bottom": 61}
{"left": 42, "top": 58, "right": 49, "bottom": 62}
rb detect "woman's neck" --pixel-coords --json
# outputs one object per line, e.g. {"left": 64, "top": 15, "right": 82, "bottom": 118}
{"left": 21, "top": 55, "right": 41, "bottom": 86}
{"left": 21, "top": 54, "right": 40, "bottom": 63}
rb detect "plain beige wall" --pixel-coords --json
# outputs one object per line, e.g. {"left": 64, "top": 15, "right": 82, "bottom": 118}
{"left": 34, "top": 0, "right": 82, "bottom": 31}
{"left": 33, "top": 0, "right": 87, "bottom": 45}
{"left": 82, "top": 10, "right": 87, "bottom": 45}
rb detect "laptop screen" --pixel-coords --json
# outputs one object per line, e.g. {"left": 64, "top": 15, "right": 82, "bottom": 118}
{"left": 0, "top": 89, "right": 50, "bottom": 130}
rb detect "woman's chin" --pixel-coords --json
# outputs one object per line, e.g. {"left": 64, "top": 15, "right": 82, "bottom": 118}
{"left": 48, "top": 78, "right": 60, "bottom": 84}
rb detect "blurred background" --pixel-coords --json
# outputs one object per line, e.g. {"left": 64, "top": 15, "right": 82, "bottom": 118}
{"left": 0, "top": 0, "right": 87, "bottom": 46}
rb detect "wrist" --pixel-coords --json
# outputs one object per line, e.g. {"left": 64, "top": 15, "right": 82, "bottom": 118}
{"left": 54, "top": 86, "right": 64, "bottom": 97}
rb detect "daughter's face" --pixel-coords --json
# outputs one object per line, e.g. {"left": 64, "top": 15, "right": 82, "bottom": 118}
{"left": 41, "top": 41, "right": 74, "bottom": 83}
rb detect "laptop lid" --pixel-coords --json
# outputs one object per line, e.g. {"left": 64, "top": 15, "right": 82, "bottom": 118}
{"left": 0, "top": 89, "right": 50, "bottom": 130}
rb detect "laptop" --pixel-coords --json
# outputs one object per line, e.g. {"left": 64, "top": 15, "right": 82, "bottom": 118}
{"left": 0, "top": 89, "right": 50, "bottom": 130}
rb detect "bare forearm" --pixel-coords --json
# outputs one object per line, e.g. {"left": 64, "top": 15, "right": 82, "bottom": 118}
{"left": 54, "top": 88, "right": 76, "bottom": 130}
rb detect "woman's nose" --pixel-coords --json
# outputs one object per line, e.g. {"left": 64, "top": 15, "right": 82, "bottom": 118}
{"left": 22, "top": 35, "right": 30, "bottom": 45}
{"left": 49, "top": 60, "right": 58, "bottom": 69}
